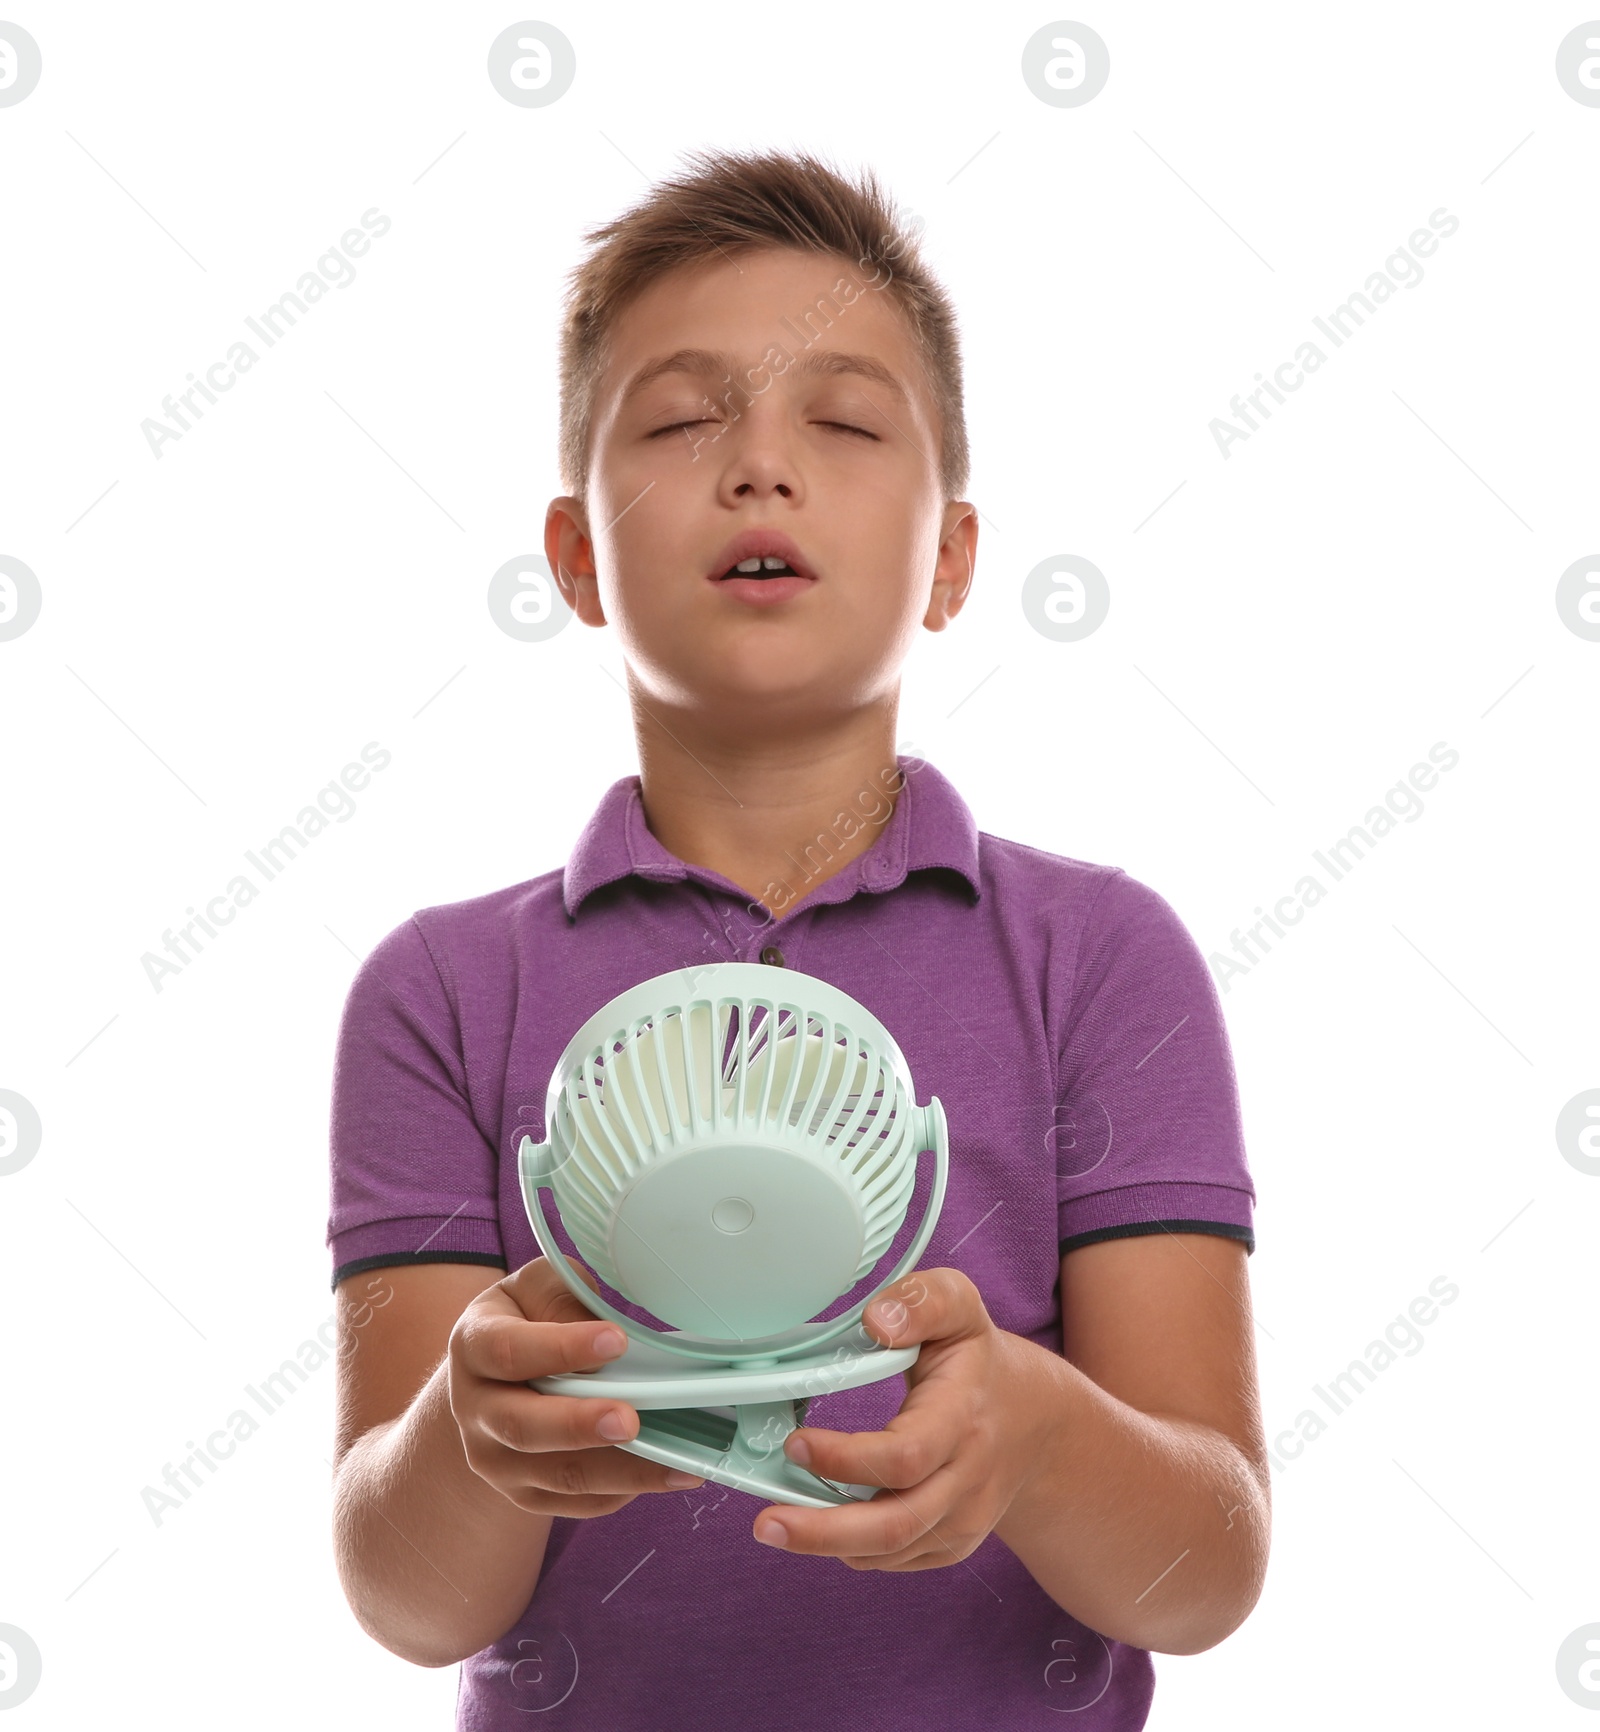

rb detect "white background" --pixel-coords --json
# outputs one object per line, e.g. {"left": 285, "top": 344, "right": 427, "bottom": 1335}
{"left": 2, "top": 2, "right": 1596, "bottom": 1726}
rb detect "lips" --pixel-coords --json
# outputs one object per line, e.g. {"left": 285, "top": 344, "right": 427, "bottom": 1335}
{"left": 708, "top": 529, "right": 818, "bottom": 585}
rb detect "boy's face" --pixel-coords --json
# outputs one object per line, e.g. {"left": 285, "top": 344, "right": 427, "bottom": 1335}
{"left": 547, "top": 245, "right": 975, "bottom": 735}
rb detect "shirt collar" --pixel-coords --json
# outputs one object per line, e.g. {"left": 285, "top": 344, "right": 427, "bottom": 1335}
{"left": 562, "top": 754, "right": 982, "bottom": 920}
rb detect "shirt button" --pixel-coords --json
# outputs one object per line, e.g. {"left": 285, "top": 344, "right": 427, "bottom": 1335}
{"left": 759, "top": 945, "right": 786, "bottom": 967}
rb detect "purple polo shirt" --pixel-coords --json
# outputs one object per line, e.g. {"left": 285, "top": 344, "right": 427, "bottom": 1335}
{"left": 326, "top": 754, "right": 1255, "bottom": 1731}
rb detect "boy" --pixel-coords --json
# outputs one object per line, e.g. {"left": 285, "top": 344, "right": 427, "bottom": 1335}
{"left": 327, "top": 147, "right": 1267, "bottom": 1729}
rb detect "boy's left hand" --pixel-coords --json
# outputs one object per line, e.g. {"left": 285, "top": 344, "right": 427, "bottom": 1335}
{"left": 752, "top": 1268, "right": 1054, "bottom": 1571}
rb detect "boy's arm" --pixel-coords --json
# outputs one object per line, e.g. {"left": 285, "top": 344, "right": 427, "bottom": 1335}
{"left": 992, "top": 1229, "right": 1270, "bottom": 1654}
{"left": 331, "top": 1263, "right": 553, "bottom": 1669}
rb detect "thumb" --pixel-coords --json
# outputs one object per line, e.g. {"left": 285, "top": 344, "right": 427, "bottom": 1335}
{"left": 862, "top": 1273, "right": 934, "bottom": 1345}
{"left": 862, "top": 1270, "right": 982, "bottom": 1348}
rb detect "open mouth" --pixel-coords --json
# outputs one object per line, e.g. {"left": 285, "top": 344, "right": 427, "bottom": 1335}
{"left": 720, "top": 556, "right": 803, "bottom": 580}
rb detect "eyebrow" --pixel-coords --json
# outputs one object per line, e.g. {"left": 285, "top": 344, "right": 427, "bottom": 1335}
{"left": 618, "top": 346, "right": 911, "bottom": 409}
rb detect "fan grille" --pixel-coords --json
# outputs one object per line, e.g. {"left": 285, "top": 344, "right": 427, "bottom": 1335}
{"left": 546, "top": 990, "right": 920, "bottom": 1296}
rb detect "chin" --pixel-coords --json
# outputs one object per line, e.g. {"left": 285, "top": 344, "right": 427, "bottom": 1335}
{"left": 697, "top": 661, "right": 832, "bottom": 712}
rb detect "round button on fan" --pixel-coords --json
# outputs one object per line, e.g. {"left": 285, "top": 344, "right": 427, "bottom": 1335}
{"left": 711, "top": 1195, "right": 754, "bottom": 1233}
{"left": 614, "top": 1145, "right": 864, "bottom": 1335}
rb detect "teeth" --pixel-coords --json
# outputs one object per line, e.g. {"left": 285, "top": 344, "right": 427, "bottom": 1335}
{"left": 731, "top": 555, "right": 794, "bottom": 573}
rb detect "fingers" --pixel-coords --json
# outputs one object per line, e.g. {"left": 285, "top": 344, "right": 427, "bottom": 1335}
{"left": 459, "top": 1373, "right": 708, "bottom": 1505}
{"left": 473, "top": 1430, "right": 699, "bottom": 1511}
{"left": 462, "top": 1308, "right": 628, "bottom": 1385}
{"left": 785, "top": 1395, "right": 961, "bottom": 1503}
{"left": 464, "top": 1383, "right": 708, "bottom": 1508}
{"left": 450, "top": 1258, "right": 707, "bottom": 1509}
{"left": 458, "top": 1382, "right": 708, "bottom": 1507}
{"left": 476, "top": 1383, "right": 643, "bottom": 1457}
{"left": 455, "top": 1279, "right": 627, "bottom": 1386}
{"left": 755, "top": 1463, "right": 970, "bottom": 1565}
{"left": 499, "top": 1254, "right": 610, "bottom": 1323}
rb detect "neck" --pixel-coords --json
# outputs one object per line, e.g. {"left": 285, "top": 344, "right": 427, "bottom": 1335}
{"left": 628, "top": 689, "right": 907, "bottom": 921}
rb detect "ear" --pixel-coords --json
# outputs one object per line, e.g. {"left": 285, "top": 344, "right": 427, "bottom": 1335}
{"left": 923, "top": 501, "right": 977, "bottom": 632}
{"left": 545, "top": 497, "right": 607, "bottom": 628}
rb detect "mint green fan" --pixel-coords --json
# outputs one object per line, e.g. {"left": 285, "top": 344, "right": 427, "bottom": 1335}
{"left": 517, "top": 961, "right": 948, "bottom": 1509}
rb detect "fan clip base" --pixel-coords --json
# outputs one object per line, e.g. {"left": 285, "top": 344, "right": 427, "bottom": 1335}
{"left": 625, "top": 1397, "right": 881, "bottom": 1508}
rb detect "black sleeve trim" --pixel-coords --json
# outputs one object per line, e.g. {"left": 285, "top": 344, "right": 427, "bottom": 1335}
{"left": 1060, "top": 1219, "right": 1255, "bottom": 1257}
{"left": 330, "top": 1250, "right": 509, "bottom": 1293}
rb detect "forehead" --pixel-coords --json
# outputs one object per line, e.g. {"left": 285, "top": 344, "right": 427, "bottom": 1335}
{"left": 600, "top": 246, "right": 926, "bottom": 412}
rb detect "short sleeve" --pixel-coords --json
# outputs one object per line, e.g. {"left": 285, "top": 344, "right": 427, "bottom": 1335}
{"left": 1055, "top": 869, "right": 1256, "bottom": 1256}
{"left": 325, "top": 915, "right": 508, "bottom": 1292}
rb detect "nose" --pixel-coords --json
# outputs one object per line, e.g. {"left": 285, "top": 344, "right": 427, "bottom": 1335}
{"left": 714, "top": 402, "right": 801, "bottom": 504}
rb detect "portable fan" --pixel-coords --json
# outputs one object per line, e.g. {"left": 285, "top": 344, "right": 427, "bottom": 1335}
{"left": 517, "top": 961, "right": 949, "bottom": 1509}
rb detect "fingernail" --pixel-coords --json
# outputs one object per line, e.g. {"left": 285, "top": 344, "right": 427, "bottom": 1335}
{"left": 786, "top": 1435, "right": 811, "bottom": 1466}
{"left": 664, "top": 1470, "right": 703, "bottom": 1489}
{"left": 597, "top": 1410, "right": 630, "bottom": 1440}
{"left": 755, "top": 1521, "right": 788, "bottom": 1548}
{"left": 594, "top": 1329, "right": 626, "bottom": 1357}
{"left": 870, "top": 1300, "right": 905, "bottom": 1333}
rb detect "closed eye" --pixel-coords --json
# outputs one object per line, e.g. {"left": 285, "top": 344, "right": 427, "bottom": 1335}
{"left": 648, "top": 420, "right": 879, "bottom": 441}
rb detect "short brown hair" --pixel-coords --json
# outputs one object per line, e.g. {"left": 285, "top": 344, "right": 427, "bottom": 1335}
{"left": 556, "top": 146, "right": 970, "bottom": 504}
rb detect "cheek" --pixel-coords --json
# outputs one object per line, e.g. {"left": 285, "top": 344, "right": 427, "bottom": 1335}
{"left": 605, "top": 517, "right": 683, "bottom": 592}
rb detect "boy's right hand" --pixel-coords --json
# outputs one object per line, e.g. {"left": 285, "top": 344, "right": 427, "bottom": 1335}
{"left": 446, "top": 1255, "right": 706, "bottom": 1517}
